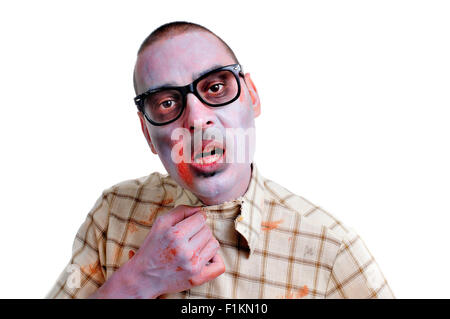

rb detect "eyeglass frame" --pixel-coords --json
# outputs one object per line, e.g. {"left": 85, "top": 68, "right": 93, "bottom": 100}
{"left": 134, "top": 63, "right": 245, "bottom": 126}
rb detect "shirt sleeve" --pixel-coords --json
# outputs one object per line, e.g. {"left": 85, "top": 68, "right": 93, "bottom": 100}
{"left": 325, "top": 230, "right": 395, "bottom": 299}
{"left": 45, "top": 191, "right": 111, "bottom": 299}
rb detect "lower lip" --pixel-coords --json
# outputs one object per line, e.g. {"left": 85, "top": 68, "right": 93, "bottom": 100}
{"left": 190, "top": 150, "right": 226, "bottom": 173}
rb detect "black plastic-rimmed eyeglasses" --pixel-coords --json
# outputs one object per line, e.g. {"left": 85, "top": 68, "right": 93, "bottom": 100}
{"left": 134, "top": 64, "right": 244, "bottom": 126}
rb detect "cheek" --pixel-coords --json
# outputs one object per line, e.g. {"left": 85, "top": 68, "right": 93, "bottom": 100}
{"left": 165, "top": 140, "right": 194, "bottom": 187}
{"left": 149, "top": 126, "right": 196, "bottom": 187}
{"left": 149, "top": 128, "right": 175, "bottom": 158}
{"left": 223, "top": 104, "right": 254, "bottom": 129}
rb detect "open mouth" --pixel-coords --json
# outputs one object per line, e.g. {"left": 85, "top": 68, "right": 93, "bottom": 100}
{"left": 193, "top": 146, "right": 225, "bottom": 165}
{"left": 191, "top": 139, "right": 226, "bottom": 167}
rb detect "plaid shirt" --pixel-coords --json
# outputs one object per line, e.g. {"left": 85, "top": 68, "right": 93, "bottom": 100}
{"left": 46, "top": 163, "right": 394, "bottom": 299}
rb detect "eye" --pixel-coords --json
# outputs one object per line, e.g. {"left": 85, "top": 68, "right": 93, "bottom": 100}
{"left": 160, "top": 100, "right": 174, "bottom": 109}
{"left": 208, "top": 83, "right": 224, "bottom": 93}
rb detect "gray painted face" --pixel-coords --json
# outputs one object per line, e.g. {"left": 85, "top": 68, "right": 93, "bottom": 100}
{"left": 135, "top": 31, "right": 261, "bottom": 205}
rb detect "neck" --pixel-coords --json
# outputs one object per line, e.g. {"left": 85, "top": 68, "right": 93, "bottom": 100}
{"left": 197, "top": 165, "right": 252, "bottom": 206}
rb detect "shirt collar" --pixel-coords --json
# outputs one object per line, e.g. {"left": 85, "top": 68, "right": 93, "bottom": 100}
{"left": 171, "top": 163, "right": 265, "bottom": 255}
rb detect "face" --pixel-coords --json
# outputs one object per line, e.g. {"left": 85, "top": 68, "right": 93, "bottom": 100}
{"left": 134, "top": 31, "right": 261, "bottom": 205}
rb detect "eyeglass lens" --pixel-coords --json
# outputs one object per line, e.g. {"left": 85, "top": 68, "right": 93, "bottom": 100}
{"left": 143, "top": 69, "right": 239, "bottom": 124}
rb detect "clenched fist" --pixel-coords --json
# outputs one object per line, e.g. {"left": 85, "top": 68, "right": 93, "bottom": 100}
{"left": 89, "top": 205, "right": 225, "bottom": 299}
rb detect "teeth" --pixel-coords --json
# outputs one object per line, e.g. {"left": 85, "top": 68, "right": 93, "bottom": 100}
{"left": 194, "top": 148, "right": 222, "bottom": 160}
{"left": 194, "top": 148, "right": 224, "bottom": 164}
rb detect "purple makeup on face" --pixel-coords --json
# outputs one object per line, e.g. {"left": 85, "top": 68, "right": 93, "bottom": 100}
{"left": 135, "top": 31, "right": 259, "bottom": 205}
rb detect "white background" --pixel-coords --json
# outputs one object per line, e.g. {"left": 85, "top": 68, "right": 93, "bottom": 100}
{"left": 0, "top": 0, "right": 449, "bottom": 298}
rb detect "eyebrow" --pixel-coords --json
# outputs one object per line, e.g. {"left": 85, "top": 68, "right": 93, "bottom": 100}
{"left": 146, "top": 81, "right": 178, "bottom": 92}
{"left": 192, "top": 64, "right": 223, "bottom": 80}
{"left": 146, "top": 64, "right": 224, "bottom": 92}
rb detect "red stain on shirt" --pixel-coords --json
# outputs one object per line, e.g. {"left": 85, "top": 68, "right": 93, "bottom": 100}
{"left": 176, "top": 266, "right": 183, "bottom": 272}
{"left": 280, "top": 285, "right": 309, "bottom": 299}
{"left": 128, "top": 223, "right": 138, "bottom": 233}
{"left": 285, "top": 290, "right": 295, "bottom": 299}
{"left": 139, "top": 198, "right": 172, "bottom": 226}
{"left": 81, "top": 260, "right": 101, "bottom": 275}
{"left": 139, "top": 219, "right": 152, "bottom": 226}
{"left": 297, "top": 285, "right": 309, "bottom": 298}
{"left": 261, "top": 219, "right": 283, "bottom": 231}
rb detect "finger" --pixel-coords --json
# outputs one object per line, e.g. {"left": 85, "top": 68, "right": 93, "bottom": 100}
{"left": 196, "top": 237, "right": 220, "bottom": 268}
{"left": 171, "top": 211, "right": 207, "bottom": 241}
{"left": 173, "top": 211, "right": 206, "bottom": 237}
{"left": 190, "top": 253, "right": 226, "bottom": 286}
{"left": 188, "top": 225, "right": 213, "bottom": 251}
{"left": 209, "top": 253, "right": 224, "bottom": 265}
{"left": 163, "top": 205, "right": 203, "bottom": 227}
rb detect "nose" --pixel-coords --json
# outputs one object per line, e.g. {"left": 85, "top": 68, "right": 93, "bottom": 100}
{"left": 184, "top": 93, "right": 216, "bottom": 133}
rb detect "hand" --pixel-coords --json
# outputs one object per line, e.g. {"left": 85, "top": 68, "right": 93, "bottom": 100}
{"left": 91, "top": 205, "right": 225, "bottom": 298}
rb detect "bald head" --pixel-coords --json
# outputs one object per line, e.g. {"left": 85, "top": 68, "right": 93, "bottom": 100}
{"left": 133, "top": 21, "right": 239, "bottom": 94}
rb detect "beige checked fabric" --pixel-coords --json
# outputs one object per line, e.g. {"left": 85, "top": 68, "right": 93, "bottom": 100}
{"left": 46, "top": 163, "right": 394, "bottom": 299}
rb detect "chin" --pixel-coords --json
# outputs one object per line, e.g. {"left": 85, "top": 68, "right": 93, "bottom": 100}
{"left": 164, "top": 158, "right": 251, "bottom": 204}
{"left": 192, "top": 163, "right": 250, "bottom": 200}
{"left": 191, "top": 174, "right": 230, "bottom": 197}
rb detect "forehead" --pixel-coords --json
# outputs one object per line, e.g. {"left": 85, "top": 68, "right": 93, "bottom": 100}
{"left": 135, "top": 31, "right": 236, "bottom": 92}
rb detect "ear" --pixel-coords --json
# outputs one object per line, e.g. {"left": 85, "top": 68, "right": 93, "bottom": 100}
{"left": 137, "top": 112, "right": 158, "bottom": 154}
{"left": 244, "top": 73, "right": 261, "bottom": 118}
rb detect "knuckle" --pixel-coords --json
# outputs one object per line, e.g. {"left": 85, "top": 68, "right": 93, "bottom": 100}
{"left": 190, "top": 262, "right": 202, "bottom": 274}
{"left": 165, "top": 229, "right": 176, "bottom": 241}
{"left": 154, "top": 214, "right": 167, "bottom": 228}
{"left": 166, "top": 227, "right": 183, "bottom": 240}
{"left": 175, "top": 246, "right": 190, "bottom": 261}
{"left": 173, "top": 237, "right": 185, "bottom": 248}
{"left": 184, "top": 263, "right": 196, "bottom": 275}
{"left": 181, "top": 248, "right": 194, "bottom": 261}
{"left": 169, "top": 225, "right": 180, "bottom": 236}
{"left": 183, "top": 257, "right": 201, "bottom": 275}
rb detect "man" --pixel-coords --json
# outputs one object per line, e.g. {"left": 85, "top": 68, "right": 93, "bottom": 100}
{"left": 47, "top": 21, "right": 394, "bottom": 299}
